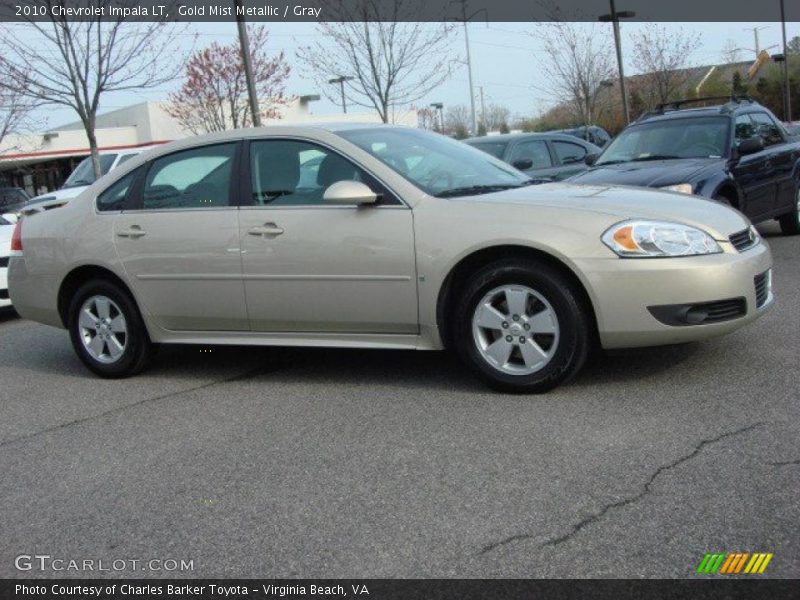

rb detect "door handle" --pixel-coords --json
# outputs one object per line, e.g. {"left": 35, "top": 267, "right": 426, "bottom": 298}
{"left": 248, "top": 223, "right": 284, "bottom": 237}
{"left": 117, "top": 226, "right": 146, "bottom": 238}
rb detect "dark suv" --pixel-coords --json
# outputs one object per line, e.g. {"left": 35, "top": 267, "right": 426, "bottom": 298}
{"left": 570, "top": 97, "right": 800, "bottom": 235}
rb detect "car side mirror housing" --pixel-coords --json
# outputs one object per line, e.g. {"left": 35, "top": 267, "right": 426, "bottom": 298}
{"left": 585, "top": 153, "right": 599, "bottom": 166}
{"left": 512, "top": 158, "right": 533, "bottom": 170}
{"left": 322, "top": 180, "right": 378, "bottom": 205}
{"left": 2, "top": 212, "right": 19, "bottom": 224}
{"left": 737, "top": 136, "right": 764, "bottom": 156}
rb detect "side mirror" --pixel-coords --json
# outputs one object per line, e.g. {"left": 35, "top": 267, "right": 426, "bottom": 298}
{"left": 737, "top": 136, "right": 764, "bottom": 156}
{"left": 322, "top": 180, "right": 378, "bottom": 205}
{"left": 585, "top": 153, "right": 599, "bottom": 166}
{"left": 512, "top": 158, "right": 533, "bottom": 170}
{"left": 1, "top": 212, "right": 18, "bottom": 224}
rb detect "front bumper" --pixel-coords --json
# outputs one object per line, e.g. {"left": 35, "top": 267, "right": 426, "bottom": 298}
{"left": 576, "top": 241, "right": 773, "bottom": 349}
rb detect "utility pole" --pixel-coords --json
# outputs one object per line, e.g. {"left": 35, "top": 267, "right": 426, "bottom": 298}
{"left": 779, "top": 0, "right": 792, "bottom": 120}
{"left": 599, "top": 0, "right": 635, "bottom": 125}
{"left": 235, "top": 0, "right": 261, "bottom": 127}
{"left": 478, "top": 86, "right": 486, "bottom": 133}
{"left": 328, "top": 76, "right": 354, "bottom": 114}
{"left": 743, "top": 26, "right": 770, "bottom": 57}
{"left": 451, "top": 0, "right": 487, "bottom": 136}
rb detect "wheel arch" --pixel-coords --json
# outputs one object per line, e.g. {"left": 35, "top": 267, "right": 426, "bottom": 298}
{"left": 57, "top": 265, "right": 136, "bottom": 328}
{"left": 435, "top": 244, "right": 599, "bottom": 350}
{"left": 711, "top": 180, "right": 741, "bottom": 209}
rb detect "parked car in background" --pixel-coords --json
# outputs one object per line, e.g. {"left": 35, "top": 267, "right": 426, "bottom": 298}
{"left": 465, "top": 133, "right": 601, "bottom": 181}
{"left": 553, "top": 125, "right": 612, "bottom": 148}
{"left": 9, "top": 125, "right": 773, "bottom": 392}
{"left": 0, "top": 186, "right": 31, "bottom": 214}
{"left": 0, "top": 213, "right": 16, "bottom": 310}
{"left": 23, "top": 146, "right": 157, "bottom": 215}
{"left": 570, "top": 97, "right": 800, "bottom": 235}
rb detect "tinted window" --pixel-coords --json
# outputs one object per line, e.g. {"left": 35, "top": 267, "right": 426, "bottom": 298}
{"left": 63, "top": 154, "right": 117, "bottom": 188}
{"left": 97, "top": 170, "right": 137, "bottom": 212}
{"left": 249, "top": 139, "right": 393, "bottom": 206}
{"left": 734, "top": 114, "right": 756, "bottom": 142}
{"left": 553, "top": 140, "right": 587, "bottom": 164}
{"left": 749, "top": 112, "right": 784, "bottom": 146}
{"left": 141, "top": 144, "right": 235, "bottom": 210}
{"left": 509, "top": 140, "right": 552, "bottom": 168}
{"left": 469, "top": 141, "right": 508, "bottom": 159}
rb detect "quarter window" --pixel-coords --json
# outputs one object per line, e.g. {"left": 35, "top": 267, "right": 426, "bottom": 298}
{"left": 97, "top": 170, "right": 138, "bottom": 212}
{"left": 249, "top": 139, "right": 393, "bottom": 206}
{"left": 141, "top": 144, "right": 236, "bottom": 210}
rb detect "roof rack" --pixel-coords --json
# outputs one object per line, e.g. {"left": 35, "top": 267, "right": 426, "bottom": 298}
{"left": 635, "top": 95, "right": 756, "bottom": 122}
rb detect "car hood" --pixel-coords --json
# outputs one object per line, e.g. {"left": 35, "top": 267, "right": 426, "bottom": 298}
{"left": 456, "top": 182, "right": 750, "bottom": 240}
{"left": 569, "top": 157, "right": 723, "bottom": 188}
{"left": 0, "top": 224, "right": 13, "bottom": 249}
{"left": 30, "top": 186, "right": 88, "bottom": 203}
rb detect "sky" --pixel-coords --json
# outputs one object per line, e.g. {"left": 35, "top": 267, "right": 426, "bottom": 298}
{"left": 14, "top": 20, "right": 800, "bottom": 129}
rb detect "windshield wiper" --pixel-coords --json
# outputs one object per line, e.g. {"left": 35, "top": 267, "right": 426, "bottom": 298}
{"left": 630, "top": 154, "right": 680, "bottom": 162}
{"left": 435, "top": 184, "right": 526, "bottom": 198}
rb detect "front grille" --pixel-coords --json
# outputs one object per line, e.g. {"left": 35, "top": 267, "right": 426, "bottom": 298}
{"left": 754, "top": 271, "right": 770, "bottom": 307}
{"left": 729, "top": 228, "right": 756, "bottom": 252}
{"left": 0, "top": 256, "right": 8, "bottom": 268}
{"left": 0, "top": 289, "right": 8, "bottom": 300}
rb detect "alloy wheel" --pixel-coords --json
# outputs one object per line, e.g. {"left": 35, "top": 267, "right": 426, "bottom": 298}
{"left": 471, "top": 284, "right": 560, "bottom": 375}
{"left": 78, "top": 295, "right": 128, "bottom": 364}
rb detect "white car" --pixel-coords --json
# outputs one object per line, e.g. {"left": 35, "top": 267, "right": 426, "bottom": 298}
{"left": 0, "top": 213, "right": 15, "bottom": 309}
{"left": 23, "top": 147, "right": 158, "bottom": 215}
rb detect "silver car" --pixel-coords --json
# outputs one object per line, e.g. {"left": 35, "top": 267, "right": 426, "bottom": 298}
{"left": 8, "top": 125, "right": 774, "bottom": 392}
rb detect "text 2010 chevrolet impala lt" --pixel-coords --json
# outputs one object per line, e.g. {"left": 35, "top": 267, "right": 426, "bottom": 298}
{"left": 7, "top": 125, "right": 774, "bottom": 392}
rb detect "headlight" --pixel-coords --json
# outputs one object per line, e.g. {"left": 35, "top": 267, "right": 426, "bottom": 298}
{"left": 602, "top": 220, "right": 722, "bottom": 257}
{"left": 660, "top": 183, "right": 694, "bottom": 194}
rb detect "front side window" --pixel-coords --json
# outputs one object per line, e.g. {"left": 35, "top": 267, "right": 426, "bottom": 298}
{"left": 553, "top": 140, "right": 588, "bottom": 164}
{"left": 249, "top": 139, "right": 392, "bottom": 206}
{"left": 338, "top": 127, "right": 529, "bottom": 197}
{"left": 749, "top": 112, "right": 785, "bottom": 146}
{"left": 141, "top": 144, "right": 235, "bottom": 210}
{"left": 97, "top": 170, "right": 138, "bottom": 212}
{"left": 509, "top": 140, "right": 552, "bottom": 168}
{"left": 735, "top": 114, "right": 756, "bottom": 143}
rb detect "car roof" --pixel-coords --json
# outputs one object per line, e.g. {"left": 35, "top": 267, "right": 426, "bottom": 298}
{"left": 636, "top": 100, "right": 768, "bottom": 124}
{"left": 464, "top": 132, "right": 590, "bottom": 144}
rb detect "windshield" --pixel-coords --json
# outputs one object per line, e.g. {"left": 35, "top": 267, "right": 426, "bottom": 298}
{"left": 597, "top": 117, "right": 730, "bottom": 165}
{"left": 337, "top": 128, "right": 530, "bottom": 197}
{"left": 63, "top": 154, "right": 117, "bottom": 188}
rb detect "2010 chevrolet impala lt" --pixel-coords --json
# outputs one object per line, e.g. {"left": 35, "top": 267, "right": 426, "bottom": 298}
{"left": 7, "top": 125, "right": 774, "bottom": 392}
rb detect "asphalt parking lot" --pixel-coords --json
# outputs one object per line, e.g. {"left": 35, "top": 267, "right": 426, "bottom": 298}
{"left": 0, "top": 222, "right": 797, "bottom": 579}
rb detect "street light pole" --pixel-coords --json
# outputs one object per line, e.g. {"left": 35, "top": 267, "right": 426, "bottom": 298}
{"left": 235, "top": 0, "right": 261, "bottom": 127}
{"left": 451, "top": 0, "right": 488, "bottom": 136}
{"left": 328, "top": 76, "right": 354, "bottom": 114}
{"left": 779, "top": 0, "right": 792, "bottom": 121}
{"left": 430, "top": 103, "right": 444, "bottom": 132}
{"left": 599, "top": 0, "right": 635, "bottom": 125}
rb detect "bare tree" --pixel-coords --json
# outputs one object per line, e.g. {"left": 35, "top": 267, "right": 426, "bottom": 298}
{"left": 0, "top": 1, "right": 190, "bottom": 177}
{"left": 631, "top": 24, "right": 702, "bottom": 107}
{"left": 297, "top": 0, "right": 455, "bottom": 123}
{"left": 168, "top": 26, "right": 290, "bottom": 135}
{"left": 534, "top": 20, "right": 615, "bottom": 128}
{"left": 0, "top": 86, "right": 36, "bottom": 154}
{"left": 482, "top": 104, "right": 511, "bottom": 132}
{"left": 721, "top": 39, "right": 743, "bottom": 64}
{"left": 445, "top": 104, "right": 471, "bottom": 138}
{"left": 416, "top": 107, "right": 439, "bottom": 131}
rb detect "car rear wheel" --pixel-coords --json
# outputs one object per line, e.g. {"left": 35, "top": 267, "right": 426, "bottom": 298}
{"left": 453, "top": 259, "right": 591, "bottom": 393}
{"left": 777, "top": 185, "right": 800, "bottom": 235}
{"left": 68, "top": 280, "right": 153, "bottom": 378}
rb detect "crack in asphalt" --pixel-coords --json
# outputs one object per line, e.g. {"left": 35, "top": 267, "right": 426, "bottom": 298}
{"left": 0, "top": 365, "right": 278, "bottom": 448}
{"left": 478, "top": 422, "right": 766, "bottom": 555}
{"left": 766, "top": 458, "right": 800, "bottom": 466}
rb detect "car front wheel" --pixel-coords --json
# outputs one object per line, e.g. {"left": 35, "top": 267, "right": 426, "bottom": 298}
{"left": 67, "top": 280, "right": 153, "bottom": 378}
{"left": 453, "top": 259, "right": 591, "bottom": 393}
{"left": 777, "top": 185, "right": 800, "bottom": 235}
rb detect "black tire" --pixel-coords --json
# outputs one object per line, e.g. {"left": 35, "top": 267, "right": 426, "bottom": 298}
{"left": 67, "top": 279, "right": 153, "bottom": 378}
{"left": 777, "top": 185, "right": 800, "bottom": 235}
{"left": 452, "top": 259, "right": 592, "bottom": 393}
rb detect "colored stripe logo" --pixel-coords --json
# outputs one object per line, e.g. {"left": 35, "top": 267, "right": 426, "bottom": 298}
{"left": 697, "top": 552, "right": 773, "bottom": 574}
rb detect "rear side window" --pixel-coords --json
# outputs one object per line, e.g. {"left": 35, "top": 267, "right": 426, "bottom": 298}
{"left": 97, "top": 170, "right": 138, "bottom": 212}
{"left": 553, "top": 141, "right": 587, "bottom": 164}
{"left": 141, "top": 144, "right": 236, "bottom": 210}
{"left": 508, "top": 140, "right": 552, "bottom": 168}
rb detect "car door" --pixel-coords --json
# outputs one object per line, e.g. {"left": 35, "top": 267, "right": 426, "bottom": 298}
{"left": 551, "top": 140, "right": 591, "bottom": 180}
{"left": 112, "top": 142, "right": 249, "bottom": 331}
{"left": 729, "top": 113, "right": 774, "bottom": 218}
{"left": 238, "top": 138, "right": 418, "bottom": 334}
{"left": 507, "top": 139, "right": 560, "bottom": 180}
{"left": 749, "top": 111, "right": 796, "bottom": 216}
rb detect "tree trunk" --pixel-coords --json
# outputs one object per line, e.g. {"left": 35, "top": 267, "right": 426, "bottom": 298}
{"left": 85, "top": 115, "right": 101, "bottom": 180}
